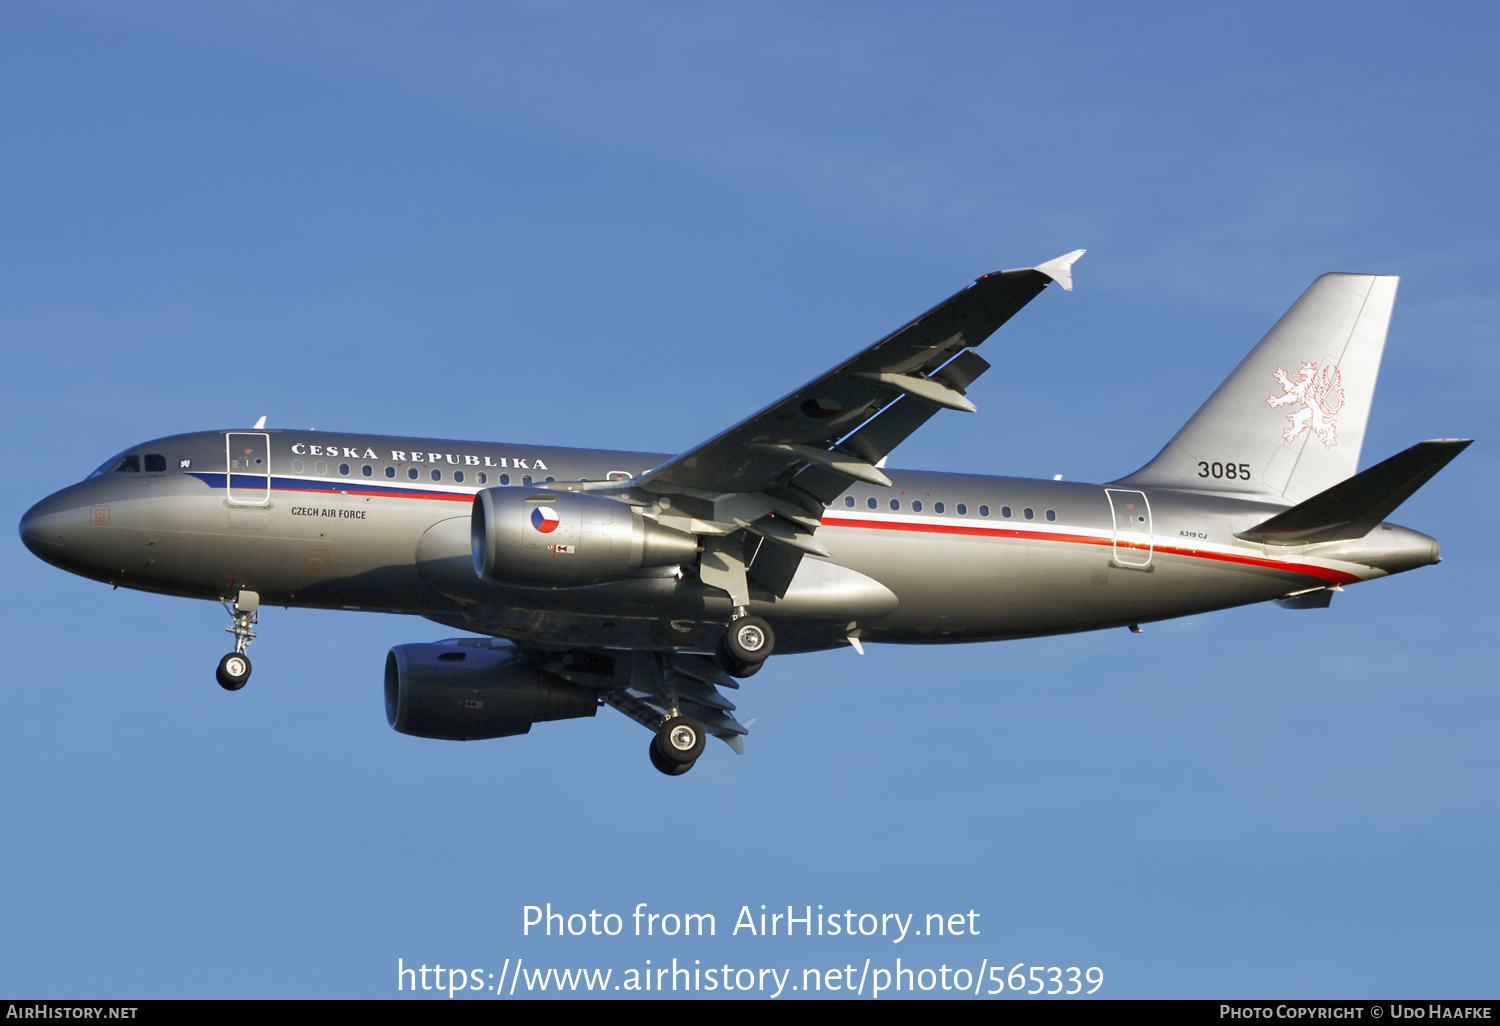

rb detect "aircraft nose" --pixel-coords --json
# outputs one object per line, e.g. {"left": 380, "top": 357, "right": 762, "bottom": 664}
{"left": 19, "top": 493, "right": 73, "bottom": 560}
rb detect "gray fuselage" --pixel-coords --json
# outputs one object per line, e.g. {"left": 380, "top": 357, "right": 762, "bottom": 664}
{"left": 19, "top": 429, "right": 1440, "bottom": 656}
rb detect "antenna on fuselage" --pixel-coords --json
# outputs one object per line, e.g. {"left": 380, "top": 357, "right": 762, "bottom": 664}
{"left": 253, "top": 416, "right": 267, "bottom": 429}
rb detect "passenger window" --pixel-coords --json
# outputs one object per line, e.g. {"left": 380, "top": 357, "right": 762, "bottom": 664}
{"left": 499, "top": 474, "right": 509, "bottom": 485}
{"left": 431, "top": 469, "right": 442, "bottom": 482}
{"left": 292, "top": 459, "right": 305, "bottom": 474}
{"left": 454, "top": 471, "right": 465, "bottom": 484}
{"left": 912, "top": 500, "right": 922, "bottom": 512}
{"left": 844, "top": 496, "right": 855, "bottom": 507}
{"left": 867, "top": 497, "right": 877, "bottom": 509}
{"left": 339, "top": 463, "right": 350, "bottom": 476}
{"left": 408, "top": 468, "right": 419, "bottom": 480}
{"left": 385, "top": 466, "right": 396, "bottom": 479}
{"left": 478, "top": 473, "right": 488, "bottom": 484}
{"left": 1046, "top": 509, "right": 1056, "bottom": 522}
{"left": 979, "top": 505, "right": 989, "bottom": 517}
{"left": 956, "top": 503, "right": 967, "bottom": 516}
{"left": 1001, "top": 506, "right": 1012, "bottom": 518}
{"left": 1024, "top": 508, "right": 1034, "bottom": 520}
{"left": 315, "top": 461, "right": 328, "bottom": 476}
{"left": 545, "top": 476, "right": 555, "bottom": 484}
{"left": 144, "top": 454, "right": 166, "bottom": 472}
{"left": 362, "top": 465, "right": 373, "bottom": 478}
{"left": 523, "top": 475, "right": 533, "bottom": 486}
{"left": 935, "top": 502, "right": 945, "bottom": 514}
{"left": 890, "top": 499, "right": 900, "bottom": 511}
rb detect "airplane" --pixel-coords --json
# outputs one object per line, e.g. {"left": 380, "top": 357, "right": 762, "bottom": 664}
{"left": 19, "top": 252, "right": 1471, "bottom": 775}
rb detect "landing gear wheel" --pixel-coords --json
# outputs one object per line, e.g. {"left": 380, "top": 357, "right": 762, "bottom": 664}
{"left": 653, "top": 715, "right": 706, "bottom": 765}
{"left": 724, "top": 615, "right": 774, "bottom": 663}
{"left": 216, "top": 652, "right": 252, "bottom": 691}
{"left": 714, "top": 649, "right": 763, "bottom": 679}
{"left": 649, "top": 740, "right": 695, "bottom": 776}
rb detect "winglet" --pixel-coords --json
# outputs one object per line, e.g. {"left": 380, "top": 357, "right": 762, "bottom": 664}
{"left": 253, "top": 415, "right": 267, "bottom": 430}
{"left": 1033, "top": 249, "right": 1086, "bottom": 291}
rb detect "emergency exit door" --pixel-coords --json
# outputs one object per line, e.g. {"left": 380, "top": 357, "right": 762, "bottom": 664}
{"left": 1105, "top": 488, "right": 1153, "bottom": 568}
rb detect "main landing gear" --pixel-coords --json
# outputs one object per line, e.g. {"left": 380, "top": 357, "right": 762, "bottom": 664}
{"left": 650, "top": 714, "right": 706, "bottom": 776}
{"left": 216, "top": 589, "right": 259, "bottom": 691}
{"left": 716, "top": 612, "right": 774, "bottom": 679}
{"left": 627, "top": 649, "right": 747, "bottom": 777}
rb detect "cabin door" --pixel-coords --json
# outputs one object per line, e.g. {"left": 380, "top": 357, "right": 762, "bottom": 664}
{"left": 226, "top": 432, "right": 271, "bottom": 505}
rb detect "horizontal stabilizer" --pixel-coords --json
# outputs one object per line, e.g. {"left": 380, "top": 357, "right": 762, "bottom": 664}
{"left": 1236, "top": 439, "right": 1472, "bottom": 544}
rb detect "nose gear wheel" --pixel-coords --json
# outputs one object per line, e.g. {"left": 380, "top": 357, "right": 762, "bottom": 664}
{"left": 216, "top": 652, "right": 252, "bottom": 691}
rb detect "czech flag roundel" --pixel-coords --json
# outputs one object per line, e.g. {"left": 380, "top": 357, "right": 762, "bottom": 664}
{"left": 530, "top": 506, "right": 561, "bottom": 533}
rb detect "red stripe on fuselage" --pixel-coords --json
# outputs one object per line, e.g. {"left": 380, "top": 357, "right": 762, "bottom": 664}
{"left": 262, "top": 486, "right": 1362, "bottom": 586}
{"left": 818, "top": 515, "right": 1362, "bottom": 585}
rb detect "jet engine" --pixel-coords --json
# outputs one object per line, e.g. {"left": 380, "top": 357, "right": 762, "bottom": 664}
{"left": 384, "top": 641, "right": 598, "bottom": 741}
{"left": 471, "top": 488, "right": 698, "bottom": 586}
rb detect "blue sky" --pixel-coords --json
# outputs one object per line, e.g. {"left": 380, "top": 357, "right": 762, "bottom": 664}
{"left": 2, "top": 0, "right": 1496, "bottom": 999}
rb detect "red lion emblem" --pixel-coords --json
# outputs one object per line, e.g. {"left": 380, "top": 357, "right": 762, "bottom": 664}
{"left": 1267, "top": 361, "right": 1345, "bottom": 448}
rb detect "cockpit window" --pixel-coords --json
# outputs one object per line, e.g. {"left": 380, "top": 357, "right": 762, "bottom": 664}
{"left": 89, "top": 453, "right": 139, "bottom": 478}
{"left": 144, "top": 454, "right": 166, "bottom": 472}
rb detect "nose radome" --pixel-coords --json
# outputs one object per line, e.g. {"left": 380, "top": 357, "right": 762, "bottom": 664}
{"left": 19, "top": 493, "right": 74, "bottom": 559}
{"left": 20, "top": 507, "right": 54, "bottom": 557}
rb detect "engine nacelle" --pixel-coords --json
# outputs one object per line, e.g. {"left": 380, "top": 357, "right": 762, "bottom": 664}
{"left": 385, "top": 641, "right": 598, "bottom": 741}
{"left": 471, "top": 488, "right": 698, "bottom": 586}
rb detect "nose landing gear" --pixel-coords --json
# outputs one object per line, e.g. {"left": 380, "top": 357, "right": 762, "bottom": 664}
{"left": 217, "top": 589, "right": 259, "bottom": 691}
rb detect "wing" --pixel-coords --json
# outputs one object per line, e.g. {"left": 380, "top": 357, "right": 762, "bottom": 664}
{"left": 638, "top": 250, "right": 1084, "bottom": 503}
{"left": 558, "top": 251, "right": 1083, "bottom": 603}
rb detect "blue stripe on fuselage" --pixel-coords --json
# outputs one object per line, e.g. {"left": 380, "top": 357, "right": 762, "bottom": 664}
{"left": 186, "top": 472, "right": 472, "bottom": 502}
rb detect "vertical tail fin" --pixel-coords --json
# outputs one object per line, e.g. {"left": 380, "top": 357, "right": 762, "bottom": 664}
{"left": 1115, "top": 273, "right": 1399, "bottom": 504}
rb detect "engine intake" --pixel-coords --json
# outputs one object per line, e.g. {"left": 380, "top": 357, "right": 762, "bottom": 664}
{"left": 471, "top": 489, "right": 698, "bottom": 586}
{"left": 385, "top": 641, "right": 598, "bottom": 741}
